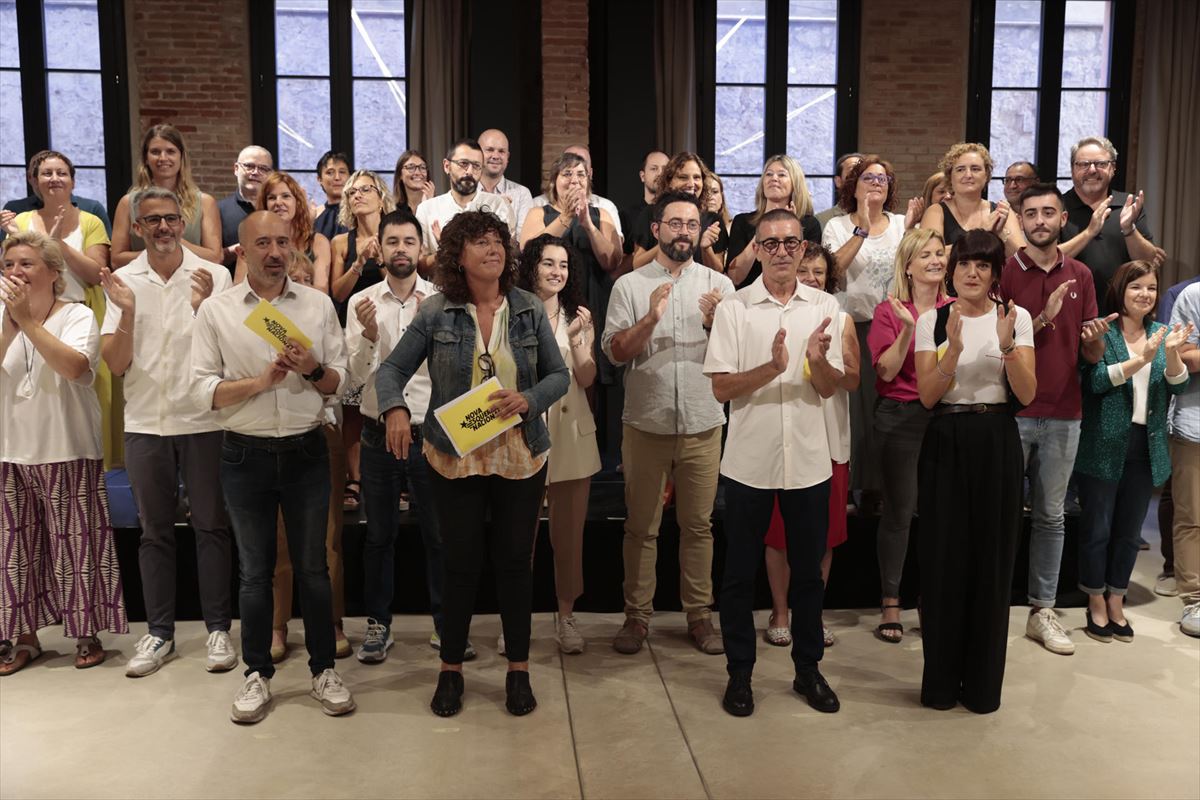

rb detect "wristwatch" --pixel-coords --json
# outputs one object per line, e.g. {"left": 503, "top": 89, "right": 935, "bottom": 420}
{"left": 852, "top": 226, "right": 869, "bottom": 239}
{"left": 303, "top": 364, "right": 326, "bottom": 383}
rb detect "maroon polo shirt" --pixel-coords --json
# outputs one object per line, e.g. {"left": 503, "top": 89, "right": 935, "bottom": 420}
{"left": 1000, "top": 247, "right": 1098, "bottom": 419}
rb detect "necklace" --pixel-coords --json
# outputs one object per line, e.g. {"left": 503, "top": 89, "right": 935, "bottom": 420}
{"left": 19, "top": 302, "right": 57, "bottom": 396}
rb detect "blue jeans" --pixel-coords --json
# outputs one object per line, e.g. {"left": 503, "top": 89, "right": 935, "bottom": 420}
{"left": 220, "top": 429, "right": 335, "bottom": 679}
{"left": 360, "top": 420, "right": 443, "bottom": 629}
{"left": 1016, "top": 416, "right": 1081, "bottom": 608}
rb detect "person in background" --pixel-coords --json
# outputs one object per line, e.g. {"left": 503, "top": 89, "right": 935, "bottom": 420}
{"left": 478, "top": 129, "right": 535, "bottom": 239}
{"left": 921, "top": 171, "right": 952, "bottom": 212}
{"left": 391, "top": 150, "right": 436, "bottom": 216}
{"left": 532, "top": 145, "right": 626, "bottom": 249}
{"left": 814, "top": 152, "right": 863, "bottom": 230}
{"left": 726, "top": 155, "right": 820, "bottom": 288}
{"left": 630, "top": 152, "right": 728, "bottom": 273}
{"left": 236, "top": 172, "right": 332, "bottom": 294}
{"left": 1166, "top": 282, "right": 1200, "bottom": 637}
{"left": 620, "top": 150, "right": 670, "bottom": 269}
{"left": 920, "top": 143, "right": 1026, "bottom": 257}
{"left": 706, "top": 173, "right": 733, "bottom": 234}
{"left": 311, "top": 151, "right": 351, "bottom": 241}
{"left": 1, "top": 149, "right": 111, "bottom": 240}
{"left": 217, "top": 146, "right": 274, "bottom": 270}
{"left": 1001, "top": 161, "right": 1038, "bottom": 209}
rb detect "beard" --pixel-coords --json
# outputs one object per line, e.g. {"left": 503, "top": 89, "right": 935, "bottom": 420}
{"left": 660, "top": 236, "right": 696, "bottom": 263}
{"left": 1026, "top": 227, "right": 1059, "bottom": 248}
{"left": 452, "top": 175, "right": 478, "bottom": 195}
{"left": 385, "top": 255, "right": 416, "bottom": 279}
{"left": 148, "top": 235, "right": 180, "bottom": 255}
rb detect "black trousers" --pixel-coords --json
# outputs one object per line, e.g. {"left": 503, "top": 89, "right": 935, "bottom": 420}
{"left": 428, "top": 463, "right": 548, "bottom": 665}
{"left": 918, "top": 411, "right": 1023, "bottom": 714}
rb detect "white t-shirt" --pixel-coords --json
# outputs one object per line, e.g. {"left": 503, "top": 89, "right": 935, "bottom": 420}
{"left": 915, "top": 303, "right": 1033, "bottom": 405}
{"left": 1, "top": 302, "right": 102, "bottom": 464}
{"left": 822, "top": 212, "right": 905, "bottom": 323}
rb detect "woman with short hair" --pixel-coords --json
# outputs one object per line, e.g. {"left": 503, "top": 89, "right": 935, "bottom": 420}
{"left": 919, "top": 143, "right": 1024, "bottom": 257}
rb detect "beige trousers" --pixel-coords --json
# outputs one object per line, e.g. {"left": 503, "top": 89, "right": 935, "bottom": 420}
{"left": 1171, "top": 437, "right": 1200, "bottom": 604}
{"left": 547, "top": 476, "right": 591, "bottom": 605}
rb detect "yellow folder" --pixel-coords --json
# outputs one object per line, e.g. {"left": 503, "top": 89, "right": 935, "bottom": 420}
{"left": 432, "top": 376, "right": 521, "bottom": 457}
{"left": 243, "top": 299, "right": 313, "bottom": 352}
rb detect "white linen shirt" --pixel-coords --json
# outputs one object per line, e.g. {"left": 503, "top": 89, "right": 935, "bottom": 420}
{"left": 602, "top": 259, "right": 734, "bottom": 435}
{"left": 703, "top": 277, "right": 845, "bottom": 490}
{"left": 190, "top": 277, "right": 348, "bottom": 437}
{"left": 486, "top": 176, "right": 535, "bottom": 239}
{"left": 346, "top": 275, "right": 436, "bottom": 425}
{"left": 101, "top": 249, "right": 232, "bottom": 436}
{"left": 415, "top": 190, "right": 517, "bottom": 252}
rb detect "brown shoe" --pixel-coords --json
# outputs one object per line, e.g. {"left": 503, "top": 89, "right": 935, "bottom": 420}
{"left": 689, "top": 619, "right": 724, "bottom": 654}
{"left": 612, "top": 618, "right": 649, "bottom": 654}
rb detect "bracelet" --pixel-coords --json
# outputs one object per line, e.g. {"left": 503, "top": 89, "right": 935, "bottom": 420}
{"left": 117, "top": 323, "right": 132, "bottom": 334}
{"left": 935, "top": 362, "right": 956, "bottom": 380}
{"left": 1036, "top": 313, "right": 1055, "bottom": 331}
{"left": 999, "top": 341, "right": 1017, "bottom": 355}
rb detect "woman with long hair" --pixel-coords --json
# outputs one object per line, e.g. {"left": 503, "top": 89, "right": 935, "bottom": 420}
{"left": 630, "top": 152, "right": 728, "bottom": 273}
{"left": 726, "top": 154, "right": 820, "bottom": 288}
{"left": 234, "top": 171, "right": 332, "bottom": 293}
{"left": 392, "top": 150, "right": 437, "bottom": 215}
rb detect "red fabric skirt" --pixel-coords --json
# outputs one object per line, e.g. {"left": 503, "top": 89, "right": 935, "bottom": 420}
{"left": 763, "top": 460, "right": 849, "bottom": 551}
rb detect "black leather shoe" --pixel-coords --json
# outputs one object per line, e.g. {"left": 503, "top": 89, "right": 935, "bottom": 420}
{"left": 431, "top": 671, "right": 464, "bottom": 717}
{"left": 793, "top": 670, "right": 840, "bottom": 713}
{"left": 505, "top": 670, "right": 537, "bottom": 716}
{"left": 722, "top": 673, "right": 754, "bottom": 717}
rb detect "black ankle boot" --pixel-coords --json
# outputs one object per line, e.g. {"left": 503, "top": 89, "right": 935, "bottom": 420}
{"left": 431, "top": 671, "right": 464, "bottom": 717}
{"left": 505, "top": 670, "right": 537, "bottom": 716}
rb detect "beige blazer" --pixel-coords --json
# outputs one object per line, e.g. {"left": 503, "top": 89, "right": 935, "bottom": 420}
{"left": 546, "top": 313, "right": 601, "bottom": 483}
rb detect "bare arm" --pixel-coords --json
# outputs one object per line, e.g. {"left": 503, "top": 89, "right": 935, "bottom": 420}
{"left": 918, "top": 202, "right": 945, "bottom": 239}
{"left": 711, "top": 362, "right": 781, "bottom": 403}
{"left": 311, "top": 234, "right": 332, "bottom": 293}
{"left": 180, "top": 194, "right": 225, "bottom": 264}
{"left": 109, "top": 196, "right": 139, "bottom": 268}
{"left": 587, "top": 211, "right": 622, "bottom": 273}
{"left": 838, "top": 319, "right": 860, "bottom": 392}
{"left": 631, "top": 243, "right": 660, "bottom": 269}
{"left": 23, "top": 317, "right": 91, "bottom": 381}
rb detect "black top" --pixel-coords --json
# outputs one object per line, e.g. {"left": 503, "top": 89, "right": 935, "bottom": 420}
{"left": 726, "top": 211, "right": 821, "bottom": 290}
{"left": 335, "top": 228, "right": 383, "bottom": 326}
{"left": 1061, "top": 189, "right": 1153, "bottom": 316}
{"left": 620, "top": 200, "right": 650, "bottom": 255}
{"left": 218, "top": 193, "right": 255, "bottom": 248}
{"left": 314, "top": 202, "right": 348, "bottom": 242}
{"left": 630, "top": 206, "right": 729, "bottom": 262}
{"left": 938, "top": 199, "right": 996, "bottom": 249}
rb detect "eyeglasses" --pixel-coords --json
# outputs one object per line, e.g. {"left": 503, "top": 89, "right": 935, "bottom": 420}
{"left": 1073, "top": 159, "right": 1114, "bottom": 171}
{"left": 238, "top": 162, "right": 272, "bottom": 175}
{"left": 138, "top": 214, "right": 182, "bottom": 227}
{"left": 450, "top": 159, "right": 484, "bottom": 173}
{"left": 660, "top": 219, "right": 701, "bottom": 233}
{"left": 859, "top": 173, "right": 893, "bottom": 186}
{"left": 402, "top": 163, "right": 428, "bottom": 174}
{"left": 477, "top": 352, "right": 495, "bottom": 380}
{"left": 344, "top": 185, "right": 379, "bottom": 199}
{"left": 1002, "top": 175, "right": 1035, "bottom": 185}
{"left": 756, "top": 237, "right": 804, "bottom": 254}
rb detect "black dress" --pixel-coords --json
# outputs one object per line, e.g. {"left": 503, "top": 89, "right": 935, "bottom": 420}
{"left": 314, "top": 202, "right": 348, "bottom": 242}
{"left": 938, "top": 200, "right": 996, "bottom": 248}
{"left": 726, "top": 211, "right": 821, "bottom": 290}
{"left": 335, "top": 228, "right": 382, "bottom": 326}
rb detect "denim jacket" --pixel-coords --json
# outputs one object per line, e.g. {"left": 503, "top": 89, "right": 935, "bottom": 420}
{"left": 375, "top": 287, "right": 569, "bottom": 458}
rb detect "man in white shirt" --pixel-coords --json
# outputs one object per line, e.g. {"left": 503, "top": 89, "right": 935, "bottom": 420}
{"left": 533, "top": 144, "right": 625, "bottom": 245}
{"left": 415, "top": 139, "right": 516, "bottom": 273}
{"left": 602, "top": 191, "right": 733, "bottom": 656}
{"left": 99, "top": 187, "right": 236, "bottom": 679}
{"left": 191, "top": 211, "right": 354, "bottom": 724}
{"left": 704, "top": 207, "right": 845, "bottom": 717}
{"left": 478, "top": 129, "right": 534, "bottom": 239}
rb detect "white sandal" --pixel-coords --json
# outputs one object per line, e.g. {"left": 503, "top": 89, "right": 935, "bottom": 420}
{"left": 764, "top": 614, "right": 792, "bottom": 647}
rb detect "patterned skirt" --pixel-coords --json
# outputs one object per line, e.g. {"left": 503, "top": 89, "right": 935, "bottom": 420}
{"left": 1, "top": 459, "right": 129, "bottom": 640}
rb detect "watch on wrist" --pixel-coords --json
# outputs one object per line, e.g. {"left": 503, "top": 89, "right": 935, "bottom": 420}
{"left": 303, "top": 364, "right": 326, "bottom": 383}
{"left": 852, "top": 226, "right": 869, "bottom": 239}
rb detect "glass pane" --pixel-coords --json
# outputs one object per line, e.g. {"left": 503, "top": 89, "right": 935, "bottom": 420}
{"left": 47, "top": 72, "right": 105, "bottom": 165}
{"left": 276, "top": 0, "right": 329, "bottom": 76}
{"left": 289, "top": 170, "right": 324, "bottom": 210}
{"left": 73, "top": 166, "right": 106, "bottom": 206}
{"left": 353, "top": 79, "right": 407, "bottom": 171}
{"left": 277, "top": 78, "right": 332, "bottom": 173}
{"left": 43, "top": 0, "right": 100, "bottom": 70}
{"left": 1055, "top": 177, "right": 1074, "bottom": 193}
{"left": 352, "top": 0, "right": 406, "bottom": 77}
{"left": 787, "top": 1, "right": 837, "bottom": 85}
{"left": 1, "top": 166, "right": 28, "bottom": 206}
{"left": 1063, "top": 0, "right": 1112, "bottom": 88}
{"left": 0, "top": 1, "right": 19, "bottom": 69}
{"left": 0, "top": 70, "right": 24, "bottom": 165}
{"left": 785, "top": 86, "right": 835, "bottom": 179}
{"left": 1057, "top": 90, "right": 1108, "bottom": 175}
{"left": 989, "top": 89, "right": 1038, "bottom": 180}
{"left": 723, "top": 176, "right": 759, "bottom": 217}
{"left": 808, "top": 177, "right": 835, "bottom": 213}
{"left": 716, "top": 0, "right": 765, "bottom": 84}
{"left": 714, "top": 86, "right": 765, "bottom": 175}
{"left": 993, "top": 0, "right": 1042, "bottom": 88}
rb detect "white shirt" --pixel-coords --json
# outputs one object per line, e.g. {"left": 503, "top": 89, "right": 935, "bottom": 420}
{"left": 346, "top": 275, "right": 436, "bottom": 425}
{"left": 703, "top": 277, "right": 844, "bottom": 489}
{"left": 415, "top": 190, "right": 518, "bottom": 252}
{"left": 1106, "top": 354, "right": 1189, "bottom": 425}
{"left": 1, "top": 303, "right": 101, "bottom": 464}
{"left": 190, "top": 278, "right": 349, "bottom": 437}
{"left": 823, "top": 310, "right": 853, "bottom": 463}
{"left": 532, "top": 192, "right": 624, "bottom": 243}
{"left": 482, "top": 176, "right": 535, "bottom": 239}
{"left": 915, "top": 303, "right": 1034, "bottom": 405}
{"left": 822, "top": 212, "right": 905, "bottom": 322}
{"left": 101, "top": 249, "right": 232, "bottom": 436}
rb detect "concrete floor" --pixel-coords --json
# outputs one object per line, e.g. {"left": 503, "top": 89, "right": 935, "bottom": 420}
{"left": 2, "top": 542, "right": 1198, "bottom": 799}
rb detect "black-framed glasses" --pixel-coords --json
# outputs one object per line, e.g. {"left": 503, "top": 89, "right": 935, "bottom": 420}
{"left": 139, "top": 214, "right": 182, "bottom": 227}
{"left": 1002, "top": 175, "right": 1035, "bottom": 185}
{"left": 756, "top": 237, "right": 804, "bottom": 254}
{"left": 237, "top": 162, "right": 272, "bottom": 175}
{"left": 661, "top": 218, "right": 701, "bottom": 234}
{"left": 1072, "top": 159, "right": 1114, "bottom": 171}
{"left": 477, "top": 352, "right": 495, "bottom": 380}
{"left": 402, "top": 163, "right": 428, "bottom": 174}
{"left": 450, "top": 159, "right": 483, "bottom": 173}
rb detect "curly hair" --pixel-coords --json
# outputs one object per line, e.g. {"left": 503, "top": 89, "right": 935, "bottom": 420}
{"left": 657, "top": 152, "right": 714, "bottom": 210}
{"left": 133, "top": 124, "right": 202, "bottom": 224}
{"left": 517, "top": 234, "right": 587, "bottom": 320}
{"left": 434, "top": 210, "right": 519, "bottom": 304}
{"left": 938, "top": 142, "right": 995, "bottom": 181}
{"left": 837, "top": 154, "right": 898, "bottom": 214}
{"left": 337, "top": 169, "right": 396, "bottom": 230}
{"left": 256, "top": 171, "right": 315, "bottom": 253}
{"left": 26, "top": 150, "right": 76, "bottom": 189}
{"left": 800, "top": 242, "right": 841, "bottom": 293}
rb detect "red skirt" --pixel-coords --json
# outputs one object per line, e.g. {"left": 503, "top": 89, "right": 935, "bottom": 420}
{"left": 763, "top": 461, "right": 849, "bottom": 551}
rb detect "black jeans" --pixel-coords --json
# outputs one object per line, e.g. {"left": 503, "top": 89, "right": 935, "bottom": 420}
{"left": 427, "top": 462, "right": 548, "bottom": 665}
{"left": 720, "top": 477, "right": 830, "bottom": 676}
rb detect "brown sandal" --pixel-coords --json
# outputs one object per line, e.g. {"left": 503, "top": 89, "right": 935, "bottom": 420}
{"left": 0, "top": 641, "right": 42, "bottom": 675}
{"left": 74, "top": 636, "right": 106, "bottom": 669}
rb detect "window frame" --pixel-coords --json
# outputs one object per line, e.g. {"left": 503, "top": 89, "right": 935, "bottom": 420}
{"left": 965, "top": 0, "right": 1135, "bottom": 191}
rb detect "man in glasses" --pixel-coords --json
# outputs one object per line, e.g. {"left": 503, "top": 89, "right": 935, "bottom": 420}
{"left": 815, "top": 152, "right": 863, "bottom": 231}
{"left": 602, "top": 190, "right": 734, "bottom": 657}
{"left": 1002, "top": 161, "right": 1039, "bottom": 209}
{"left": 218, "top": 145, "right": 274, "bottom": 271}
{"left": 477, "top": 129, "right": 534, "bottom": 239}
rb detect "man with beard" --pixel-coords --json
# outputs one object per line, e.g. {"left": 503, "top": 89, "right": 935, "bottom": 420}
{"left": 478, "top": 129, "right": 534, "bottom": 239}
{"left": 346, "top": 209, "right": 459, "bottom": 662}
{"left": 191, "top": 211, "right": 353, "bottom": 724}
{"left": 602, "top": 191, "right": 734, "bottom": 656}
{"left": 1001, "top": 183, "right": 1114, "bottom": 657}
{"left": 218, "top": 145, "right": 274, "bottom": 271}
{"left": 98, "top": 186, "right": 235, "bottom": 678}
{"left": 416, "top": 139, "right": 516, "bottom": 272}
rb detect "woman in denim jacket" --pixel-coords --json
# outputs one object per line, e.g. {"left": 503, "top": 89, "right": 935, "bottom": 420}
{"left": 376, "top": 211, "right": 568, "bottom": 718}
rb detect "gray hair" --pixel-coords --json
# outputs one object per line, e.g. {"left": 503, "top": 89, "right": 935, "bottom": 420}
{"left": 130, "top": 186, "right": 182, "bottom": 220}
{"left": 2, "top": 229, "right": 68, "bottom": 297}
{"left": 1070, "top": 136, "right": 1118, "bottom": 165}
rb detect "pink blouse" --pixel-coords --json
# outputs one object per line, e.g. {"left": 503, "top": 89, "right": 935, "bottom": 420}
{"left": 867, "top": 296, "right": 953, "bottom": 402}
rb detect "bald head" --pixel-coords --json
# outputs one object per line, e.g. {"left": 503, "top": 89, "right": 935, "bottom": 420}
{"left": 238, "top": 210, "right": 292, "bottom": 286}
{"left": 564, "top": 145, "right": 592, "bottom": 173}
{"left": 234, "top": 145, "right": 274, "bottom": 200}
{"left": 479, "top": 129, "right": 510, "bottom": 180}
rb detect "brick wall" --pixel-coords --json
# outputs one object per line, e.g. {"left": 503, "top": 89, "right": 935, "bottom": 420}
{"left": 125, "top": 0, "right": 253, "bottom": 197}
{"left": 540, "top": 0, "right": 590, "bottom": 179}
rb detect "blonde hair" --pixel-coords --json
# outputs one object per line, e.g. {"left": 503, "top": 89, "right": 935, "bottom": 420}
{"left": 892, "top": 228, "right": 948, "bottom": 303}
{"left": 753, "top": 155, "right": 813, "bottom": 222}
{"left": 287, "top": 250, "right": 315, "bottom": 286}
{"left": 337, "top": 169, "right": 396, "bottom": 230}
{"left": 938, "top": 142, "right": 994, "bottom": 180}
{"left": 133, "top": 124, "right": 202, "bottom": 223}
{"left": 2, "top": 229, "right": 68, "bottom": 297}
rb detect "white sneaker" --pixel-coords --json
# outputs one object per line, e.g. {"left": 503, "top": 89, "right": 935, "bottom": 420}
{"left": 1026, "top": 608, "right": 1076, "bottom": 655}
{"left": 1155, "top": 573, "right": 1179, "bottom": 597}
{"left": 206, "top": 630, "right": 238, "bottom": 672}
{"left": 497, "top": 633, "right": 506, "bottom": 656}
{"left": 231, "top": 672, "right": 272, "bottom": 724}
{"left": 430, "top": 631, "right": 477, "bottom": 660}
{"left": 557, "top": 615, "right": 585, "bottom": 654}
{"left": 311, "top": 668, "right": 356, "bottom": 716}
{"left": 126, "top": 634, "right": 176, "bottom": 677}
{"left": 1181, "top": 603, "right": 1200, "bottom": 638}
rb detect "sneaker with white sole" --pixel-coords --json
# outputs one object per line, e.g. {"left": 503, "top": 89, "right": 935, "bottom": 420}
{"left": 1026, "top": 607, "right": 1076, "bottom": 655}
{"left": 357, "top": 619, "right": 394, "bottom": 663}
{"left": 206, "top": 630, "right": 237, "bottom": 673}
{"left": 311, "top": 668, "right": 356, "bottom": 716}
{"left": 126, "top": 634, "right": 176, "bottom": 677}
{"left": 1155, "top": 573, "right": 1179, "bottom": 597}
{"left": 1181, "top": 602, "right": 1200, "bottom": 638}
{"left": 430, "top": 631, "right": 477, "bottom": 660}
{"left": 557, "top": 615, "right": 584, "bottom": 654}
{"left": 231, "top": 672, "right": 272, "bottom": 724}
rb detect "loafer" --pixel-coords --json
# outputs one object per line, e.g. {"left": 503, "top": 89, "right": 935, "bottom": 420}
{"left": 1109, "top": 618, "right": 1134, "bottom": 643}
{"left": 722, "top": 673, "right": 754, "bottom": 717}
{"left": 430, "top": 671, "right": 464, "bottom": 717}
{"left": 1084, "top": 609, "right": 1113, "bottom": 643}
{"left": 504, "top": 670, "right": 537, "bottom": 716}
{"left": 612, "top": 618, "right": 649, "bottom": 654}
{"left": 793, "top": 670, "right": 840, "bottom": 713}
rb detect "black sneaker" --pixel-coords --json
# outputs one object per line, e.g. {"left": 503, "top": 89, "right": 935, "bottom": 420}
{"left": 722, "top": 673, "right": 754, "bottom": 717}
{"left": 430, "top": 671, "right": 464, "bottom": 717}
{"left": 793, "top": 670, "right": 840, "bottom": 713}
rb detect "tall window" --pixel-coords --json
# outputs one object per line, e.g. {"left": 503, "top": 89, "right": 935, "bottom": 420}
{"left": 262, "top": 0, "right": 408, "bottom": 205}
{"left": 706, "top": 0, "right": 857, "bottom": 216}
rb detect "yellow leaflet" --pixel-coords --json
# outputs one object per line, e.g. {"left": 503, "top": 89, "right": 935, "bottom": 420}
{"left": 432, "top": 376, "right": 521, "bottom": 457}
{"left": 243, "top": 299, "right": 313, "bottom": 352}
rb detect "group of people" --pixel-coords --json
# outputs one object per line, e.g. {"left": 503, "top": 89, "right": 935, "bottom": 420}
{"left": 0, "top": 122, "right": 1196, "bottom": 727}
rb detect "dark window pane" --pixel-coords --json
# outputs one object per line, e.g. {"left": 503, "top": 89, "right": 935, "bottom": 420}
{"left": 0, "top": 71, "right": 24, "bottom": 165}
{"left": 43, "top": 0, "right": 100, "bottom": 70}
{"left": 1058, "top": 90, "right": 1108, "bottom": 175}
{"left": 290, "top": 170, "right": 324, "bottom": 211}
{"left": 787, "top": 1, "right": 837, "bottom": 85}
{"left": 989, "top": 89, "right": 1038, "bottom": 177}
{"left": 277, "top": 78, "right": 332, "bottom": 172}
{"left": 353, "top": 79, "right": 407, "bottom": 171}
{"left": 993, "top": 0, "right": 1042, "bottom": 88}
{"left": 785, "top": 86, "right": 836, "bottom": 178}
{"left": 808, "top": 177, "right": 835, "bottom": 213}
{"left": 72, "top": 166, "right": 106, "bottom": 207}
{"left": 1063, "top": 1, "right": 1112, "bottom": 88}
{"left": 723, "top": 175, "right": 759, "bottom": 217}
{"left": 0, "top": 1, "right": 19, "bottom": 69}
{"left": 1, "top": 167, "right": 27, "bottom": 205}
{"left": 715, "top": 86, "right": 766, "bottom": 175}
{"left": 352, "top": 1, "right": 406, "bottom": 77}
{"left": 276, "top": 0, "right": 329, "bottom": 76}
{"left": 716, "top": 0, "right": 765, "bottom": 84}
{"left": 47, "top": 72, "right": 105, "bottom": 165}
